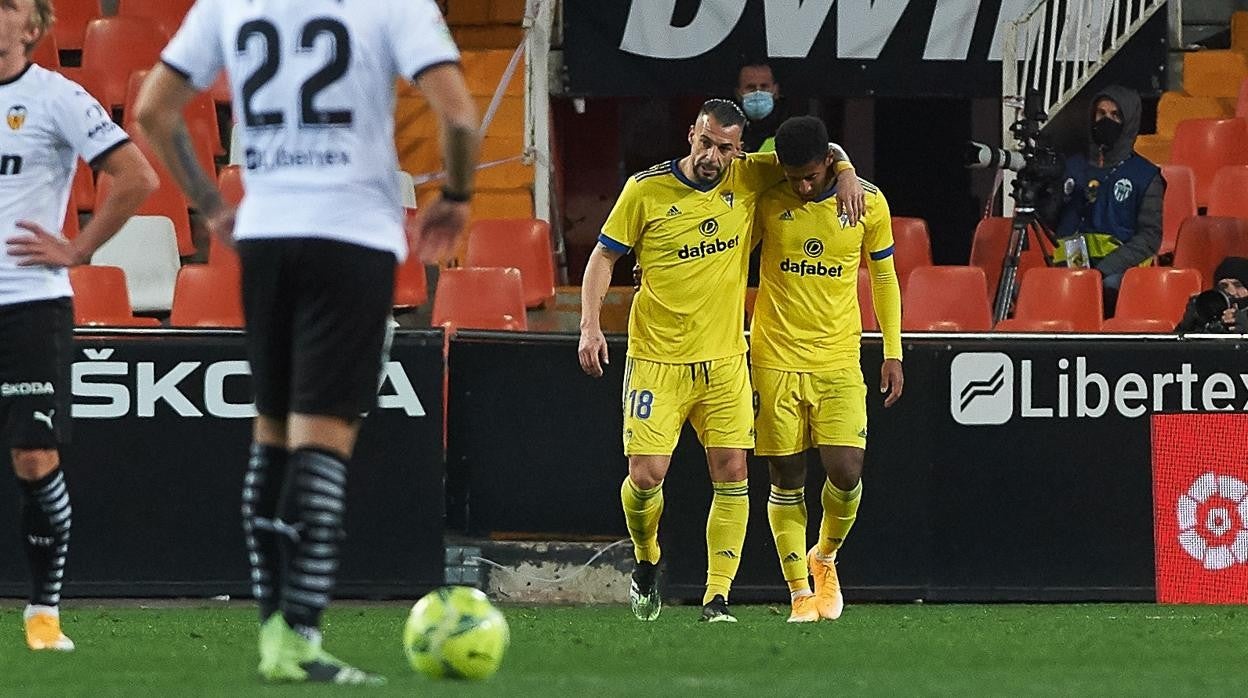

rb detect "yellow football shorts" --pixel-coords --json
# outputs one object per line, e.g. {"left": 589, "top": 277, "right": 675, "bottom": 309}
{"left": 752, "top": 365, "right": 868, "bottom": 456}
{"left": 621, "top": 354, "right": 755, "bottom": 456}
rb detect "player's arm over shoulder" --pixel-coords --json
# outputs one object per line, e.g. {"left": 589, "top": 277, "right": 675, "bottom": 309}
{"left": 860, "top": 180, "right": 892, "bottom": 250}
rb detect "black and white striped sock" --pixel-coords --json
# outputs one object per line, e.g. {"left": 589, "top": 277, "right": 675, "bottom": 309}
{"left": 278, "top": 448, "right": 348, "bottom": 633}
{"left": 241, "top": 443, "right": 289, "bottom": 622}
{"left": 18, "top": 469, "right": 71, "bottom": 608}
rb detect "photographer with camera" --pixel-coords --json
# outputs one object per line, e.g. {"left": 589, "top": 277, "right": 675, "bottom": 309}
{"left": 1043, "top": 86, "right": 1163, "bottom": 313}
{"left": 1175, "top": 257, "right": 1248, "bottom": 333}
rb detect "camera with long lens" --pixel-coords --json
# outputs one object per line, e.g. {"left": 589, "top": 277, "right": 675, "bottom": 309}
{"left": 965, "top": 90, "right": 1062, "bottom": 211}
{"left": 1191, "top": 288, "right": 1248, "bottom": 329}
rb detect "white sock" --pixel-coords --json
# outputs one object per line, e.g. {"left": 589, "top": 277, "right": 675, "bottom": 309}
{"left": 24, "top": 604, "right": 58, "bottom": 621}
{"left": 791, "top": 589, "right": 814, "bottom": 601}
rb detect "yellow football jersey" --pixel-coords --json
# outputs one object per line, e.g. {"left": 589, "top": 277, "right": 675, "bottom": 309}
{"left": 600, "top": 153, "right": 786, "bottom": 363}
{"left": 750, "top": 179, "right": 902, "bottom": 371}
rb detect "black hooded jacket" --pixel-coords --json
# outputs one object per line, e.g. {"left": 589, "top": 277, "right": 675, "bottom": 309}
{"left": 1042, "top": 86, "right": 1164, "bottom": 277}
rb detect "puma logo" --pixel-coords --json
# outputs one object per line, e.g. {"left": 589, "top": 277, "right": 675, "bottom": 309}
{"left": 32, "top": 409, "right": 54, "bottom": 431}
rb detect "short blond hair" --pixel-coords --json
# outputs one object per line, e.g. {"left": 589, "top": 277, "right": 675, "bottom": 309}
{"left": 26, "top": 0, "right": 55, "bottom": 55}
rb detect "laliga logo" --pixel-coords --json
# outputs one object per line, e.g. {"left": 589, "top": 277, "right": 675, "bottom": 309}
{"left": 1177, "top": 472, "right": 1248, "bottom": 571}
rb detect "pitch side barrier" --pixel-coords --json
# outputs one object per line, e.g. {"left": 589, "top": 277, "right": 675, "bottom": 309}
{"left": 448, "top": 330, "right": 1248, "bottom": 603}
{"left": 0, "top": 329, "right": 445, "bottom": 598}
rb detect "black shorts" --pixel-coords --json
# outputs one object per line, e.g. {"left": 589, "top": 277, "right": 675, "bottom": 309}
{"left": 0, "top": 298, "right": 73, "bottom": 449}
{"left": 237, "top": 238, "right": 396, "bottom": 420}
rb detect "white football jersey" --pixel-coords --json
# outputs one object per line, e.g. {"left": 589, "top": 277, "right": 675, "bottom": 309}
{"left": 0, "top": 64, "right": 129, "bottom": 307}
{"left": 162, "top": 0, "right": 460, "bottom": 260}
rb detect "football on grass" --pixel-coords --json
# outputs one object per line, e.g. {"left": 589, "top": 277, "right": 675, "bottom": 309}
{"left": 403, "top": 586, "right": 509, "bottom": 680}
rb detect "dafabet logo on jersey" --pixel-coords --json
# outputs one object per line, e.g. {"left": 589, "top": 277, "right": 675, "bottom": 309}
{"left": 6, "top": 105, "right": 26, "bottom": 131}
{"left": 950, "top": 352, "right": 1013, "bottom": 425}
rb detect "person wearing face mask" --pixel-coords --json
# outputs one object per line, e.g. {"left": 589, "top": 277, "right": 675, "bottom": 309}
{"left": 1047, "top": 86, "right": 1163, "bottom": 314}
{"left": 735, "top": 61, "right": 787, "bottom": 153}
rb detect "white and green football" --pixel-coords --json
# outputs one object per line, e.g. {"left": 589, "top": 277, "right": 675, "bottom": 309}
{"left": 403, "top": 586, "right": 510, "bottom": 680}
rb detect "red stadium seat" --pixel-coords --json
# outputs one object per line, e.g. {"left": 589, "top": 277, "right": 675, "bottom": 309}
{"left": 993, "top": 318, "right": 1077, "bottom": 332}
{"left": 968, "top": 217, "right": 1047, "bottom": 304}
{"left": 394, "top": 254, "right": 429, "bottom": 308}
{"left": 857, "top": 266, "right": 876, "bottom": 331}
{"left": 61, "top": 194, "right": 80, "bottom": 240}
{"left": 464, "top": 219, "right": 555, "bottom": 308}
{"left": 208, "top": 72, "right": 232, "bottom": 106}
{"left": 1101, "top": 317, "right": 1176, "bottom": 333}
{"left": 1159, "top": 164, "right": 1196, "bottom": 257}
{"left": 1169, "top": 117, "right": 1248, "bottom": 207}
{"left": 68, "top": 265, "right": 160, "bottom": 327}
{"left": 56, "top": 66, "right": 109, "bottom": 110}
{"left": 124, "top": 69, "right": 218, "bottom": 173}
{"left": 95, "top": 133, "right": 195, "bottom": 256}
{"left": 116, "top": 0, "right": 195, "bottom": 38}
{"left": 431, "top": 267, "right": 527, "bottom": 331}
{"left": 902, "top": 265, "right": 992, "bottom": 331}
{"left": 1012, "top": 267, "right": 1103, "bottom": 332}
{"left": 81, "top": 17, "right": 167, "bottom": 110}
{"left": 1172, "top": 216, "right": 1248, "bottom": 286}
{"left": 207, "top": 235, "right": 240, "bottom": 275}
{"left": 72, "top": 160, "right": 95, "bottom": 213}
{"left": 1112, "top": 267, "right": 1203, "bottom": 325}
{"left": 169, "top": 264, "right": 244, "bottom": 328}
{"left": 52, "top": 0, "right": 103, "bottom": 52}
{"left": 890, "top": 216, "right": 933, "bottom": 291}
{"left": 31, "top": 33, "right": 58, "bottom": 68}
{"left": 217, "top": 165, "right": 244, "bottom": 207}
{"left": 1238, "top": 78, "right": 1248, "bottom": 119}
{"left": 1207, "top": 165, "right": 1248, "bottom": 218}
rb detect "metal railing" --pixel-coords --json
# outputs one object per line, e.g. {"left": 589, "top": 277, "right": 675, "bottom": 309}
{"left": 1001, "top": 0, "right": 1170, "bottom": 157}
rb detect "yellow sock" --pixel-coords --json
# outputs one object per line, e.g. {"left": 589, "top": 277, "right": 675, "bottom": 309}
{"left": 620, "top": 476, "right": 664, "bottom": 563}
{"left": 766, "top": 484, "right": 809, "bottom": 594}
{"left": 704, "top": 479, "right": 749, "bottom": 604}
{"left": 818, "top": 478, "right": 861, "bottom": 558}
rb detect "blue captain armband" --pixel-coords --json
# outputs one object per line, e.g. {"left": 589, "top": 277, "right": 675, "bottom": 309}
{"left": 598, "top": 234, "right": 631, "bottom": 254}
{"left": 869, "top": 245, "right": 895, "bottom": 261}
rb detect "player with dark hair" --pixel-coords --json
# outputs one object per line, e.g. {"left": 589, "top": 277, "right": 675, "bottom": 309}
{"left": 2, "top": 0, "right": 158, "bottom": 651}
{"left": 136, "top": 0, "right": 478, "bottom": 684}
{"left": 752, "top": 116, "right": 903, "bottom": 623}
{"left": 579, "top": 100, "right": 863, "bottom": 623}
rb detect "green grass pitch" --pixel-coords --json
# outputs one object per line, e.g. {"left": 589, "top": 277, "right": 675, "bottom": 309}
{"left": 3, "top": 602, "right": 1246, "bottom": 695}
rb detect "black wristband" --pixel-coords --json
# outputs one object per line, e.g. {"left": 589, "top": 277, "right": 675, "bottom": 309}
{"left": 441, "top": 187, "right": 472, "bottom": 202}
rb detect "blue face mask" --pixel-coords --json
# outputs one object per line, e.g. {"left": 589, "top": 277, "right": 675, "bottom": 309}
{"left": 741, "top": 91, "right": 774, "bottom": 121}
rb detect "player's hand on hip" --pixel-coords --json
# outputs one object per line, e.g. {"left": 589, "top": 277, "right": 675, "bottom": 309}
{"left": 410, "top": 197, "right": 470, "bottom": 264}
{"left": 578, "top": 329, "right": 609, "bottom": 377}
{"left": 881, "top": 358, "right": 903, "bottom": 408}
{"left": 836, "top": 169, "right": 866, "bottom": 227}
{"left": 6, "top": 220, "right": 86, "bottom": 267}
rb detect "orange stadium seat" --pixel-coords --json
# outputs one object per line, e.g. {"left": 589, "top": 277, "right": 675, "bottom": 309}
{"left": 1183, "top": 50, "right": 1248, "bottom": 99}
{"left": 1101, "top": 317, "right": 1177, "bottom": 333}
{"left": 169, "top": 264, "right": 243, "bottom": 328}
{"left": 116, "top": 0, "right": 195, "bottom": 38}
{"left": 857, "top": 266, "right": 876, "bottom": 331}
{"left": 394, "top": 254, "right": 429, "bottom": 309}
{"left": 460, "top": 49, "right": 525, "bottom": 98}
{"left": 1160, "top": 164, "right": 1196, "bottom": 257}
{"left": 72, "top": 160, "right": 94, "bottom": 213}
{"left": 1156, "top": 92, "right": 1233, "bottom": 137}
{"left": 61, "top": 194, "right": 80, "bottom": 240}
{"left": 1172, "top": 216, "right": 1248, "bottom": 285}
{"left": 994, "top": 318, "right": 1077, "bottom": 332}
{"left": 68, "top": 265, "right": 160, "bottom": 327}
{"left": 1169, "top": 118, "right": 1248, "bottom": 207}
{"left": 208, "top": 72, "right": 232, "bottom": 107}
{"left": 56, "top": 66, "right": 109, "bottom": 110}
{"left": 890, "top": 216, "right": 933, "bottom": 291}
{"left": 431, "top": 267, "right": 527, "bottom": 331}
{"left": 218, "top": 165, "right": 244, "bottom": 207}
{"left": 51, "top": 0, "right": 102, "bottom": 52}
{"left": 1238, "top": 78, "right": 1248, "bottom": 118}
{"left": 124, "top": 69, "right": 220, "bottom": 169}
{"left": 968, "top": 217, "right": 1047, "bottom": 304}
{"left": 465, "top": 219, "right": 555, "bottom": 308}
{"left": 1012, "top": 267, "right": 1103, "bottom": 332}
{"left": 903, "top": 266, "right": 992, "bottom": 331}
{"left": 1206, "top": 165, "right": 1248, "bottom": 218}
{"left": 95, "top": 134, "right": 194, "bottom": 256}
{"left": 81, "top": 17, "right": 167, "bottom": 110}
{"left": 1112, "top": 267, "right": 1202, "bottom": 325}
{"left": 31, "top": 33, "right": 58, "bottom": 68}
